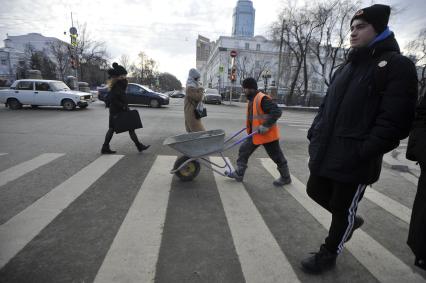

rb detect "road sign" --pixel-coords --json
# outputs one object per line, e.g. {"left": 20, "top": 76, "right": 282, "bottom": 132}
{"left": 230, "top": 50, "right": 237, "bottom": 57}
{"left": 69, "top": 27, "right": 78, "bottom": 35}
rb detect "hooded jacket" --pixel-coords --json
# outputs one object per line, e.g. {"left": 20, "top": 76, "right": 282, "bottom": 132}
{"left": 184, "top": 69, "right": 205, "bottom": 132}
{"left": 307, "top": 33, "right": 418, "bottom": 184}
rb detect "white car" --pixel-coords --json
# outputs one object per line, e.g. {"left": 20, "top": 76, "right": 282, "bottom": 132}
{"left": 0, "top": 79, "right": 93, "bottom": 110}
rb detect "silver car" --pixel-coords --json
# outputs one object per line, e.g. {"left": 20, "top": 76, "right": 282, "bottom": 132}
{"left": 203, "top": 88, "right": 222, "bottom": 104}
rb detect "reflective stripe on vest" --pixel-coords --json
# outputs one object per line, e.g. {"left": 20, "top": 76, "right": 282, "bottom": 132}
{"left": 246, "top": 92, "right": 280, "bottom": 145}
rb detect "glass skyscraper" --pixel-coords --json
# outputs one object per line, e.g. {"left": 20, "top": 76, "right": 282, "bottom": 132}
{"left": 232, "top": 0, "right": 255, "bottom": 38}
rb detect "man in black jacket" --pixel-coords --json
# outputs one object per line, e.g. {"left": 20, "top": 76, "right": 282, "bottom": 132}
{"left": 407, "top": 95, "right": 426, "bottom": 271}
{"left": 302, "top": 4, "right": 418, "bottom": 274}
{"left": 227, "top": 78, "right": 291, "bottom": 186}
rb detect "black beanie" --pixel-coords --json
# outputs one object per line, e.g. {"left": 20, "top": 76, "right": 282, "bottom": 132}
{"left": 242, "top": 77, "right": 258, "bottom": 90}
{"left": 351, "top": 4, "right": 391, "bottom": 34}
{"left": 107, "top": 62, "right": 128, "bottom": 77}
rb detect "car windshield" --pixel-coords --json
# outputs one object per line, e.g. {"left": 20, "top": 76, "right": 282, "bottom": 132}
{"left": 205, "top": 89, "right": 219, "bottom": 95}
{"left": 50, "top": 81, "right": 71, "bottom": 91}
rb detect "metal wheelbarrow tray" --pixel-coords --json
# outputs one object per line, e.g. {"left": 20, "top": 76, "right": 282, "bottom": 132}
{"left": 163, "top": 128, "right": 256, "bottom": 181}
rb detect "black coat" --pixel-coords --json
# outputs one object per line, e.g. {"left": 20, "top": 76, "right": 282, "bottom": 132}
{"left": 407, "top": 96, "right": 426, "bottom": 264}
{"left": 308, "top": 34, "right": 418, "bottom": 184}
{"left": 109, "top": 83, "right": 129, "bottom": 115}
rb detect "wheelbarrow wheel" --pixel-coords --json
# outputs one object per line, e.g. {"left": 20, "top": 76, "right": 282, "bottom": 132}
{"left": 174, "top": 156, "right": 201, "bottom": 181}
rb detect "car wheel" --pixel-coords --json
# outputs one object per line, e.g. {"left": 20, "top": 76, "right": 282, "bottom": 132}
{"left": 62, "top": 99, "right": 76, "bottom": 111}
{"left": 8, "top": 98, "right": 22, "bottom": 110}
{"left": 150, "top": 99, "right": 160, "bottom": 108}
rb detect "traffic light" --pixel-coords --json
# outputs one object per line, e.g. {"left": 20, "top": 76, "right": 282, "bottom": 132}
{"left": 230, "top": 67, "right": 237, "bottom": 82}
{"left": 70, "top": 55, "right": 78, "bottom": 69}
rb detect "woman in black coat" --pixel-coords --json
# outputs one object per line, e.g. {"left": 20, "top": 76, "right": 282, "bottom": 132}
{"left": 101, "top": 63, "right": 150, "bottom": 154}
{"left": 407, "top": 95, "right": 426, "bottom": 271}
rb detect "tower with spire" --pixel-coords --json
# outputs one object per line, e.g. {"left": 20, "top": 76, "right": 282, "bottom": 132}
{"left": 232, "top": 0, "right": 256, "bottom": 37}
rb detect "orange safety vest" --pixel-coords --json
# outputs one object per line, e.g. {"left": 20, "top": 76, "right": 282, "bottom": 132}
{"left": 246, "top": 92, "right": 280, "bottom": 145}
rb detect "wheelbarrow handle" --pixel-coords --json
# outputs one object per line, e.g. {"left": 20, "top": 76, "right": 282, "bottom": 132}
{"left": 223, "top": 128, "right": 257, "bottom": 151}
{"left": 224, "top": 127, "right": 248, "bottom": 144}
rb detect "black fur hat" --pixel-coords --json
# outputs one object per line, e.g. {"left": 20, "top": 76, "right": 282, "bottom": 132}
{"left": 107, "top": 62, "right": 128, "bottom": 77}
{"left": 351, "top": 4, "right": 391, "bottom": 34}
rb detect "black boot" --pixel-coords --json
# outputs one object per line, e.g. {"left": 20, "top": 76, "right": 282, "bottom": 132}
{"left": 101, "top": 144, "right": 116, "bottom": 154}
{"left": 273, "top": 166, "right": 292, "bottom": 186}
{"left": 345, "top": 215, "right": 364, "bottom": 243}
{"left": 227, "top": 169, "right": 244, "bottom": 182}
{"left": 301, "top": 245, "right": 338, "bottom": 274}
{"left": 136, "top": 143, "right": 150, "bottom": 152}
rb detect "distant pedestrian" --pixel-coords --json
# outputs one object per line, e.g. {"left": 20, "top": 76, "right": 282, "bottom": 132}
{"left": 184, "top": 68, "right": 206, "bottom": 132}
{"left": 302, "top": 4, "right": 418, "bottom": 274}
{"left": 101, "top": 62, "right": 150, "bottom": 154}
{"left": 227, "top": 77, "right": 291, "bottom": 186}
{"left": 407, "top": 95, "right": 426, "bottom": 271}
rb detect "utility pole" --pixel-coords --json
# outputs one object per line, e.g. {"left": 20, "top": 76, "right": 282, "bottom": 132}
{"left": 276, "top": 18, "right": 285, "bottom": 98}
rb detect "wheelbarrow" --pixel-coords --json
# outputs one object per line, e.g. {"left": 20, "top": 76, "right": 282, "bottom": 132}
{"left": 163, "top": 128, "right": 256, "bottom": 181}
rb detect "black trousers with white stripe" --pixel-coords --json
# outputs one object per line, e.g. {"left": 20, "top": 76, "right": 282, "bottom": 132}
{"left": 307, "top": 174, "right": 366, "bottom": 254}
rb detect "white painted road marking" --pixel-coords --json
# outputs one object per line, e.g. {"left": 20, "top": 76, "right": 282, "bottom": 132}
{"left": 0, "top": 154, "right": 124, "bottom": 269}
{"left": 94, "top": 156, "right": 176, "bottom": 283}
{"left": 0, "top": 153, "right": 65, "bottom": 187}
{"left": 211, "top": 157, "right": 300, "bottom": 283}
{"left": 364, "top": 189, "right": 412, "bottom": 223}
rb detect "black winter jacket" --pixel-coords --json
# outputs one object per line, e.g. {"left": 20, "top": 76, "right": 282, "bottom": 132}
{"left": 407, "top": 96, "right": 426, "bottom": 163}
{"left": 109, "top": 81, "right": 129, "bottom": 115}
{"left": 308, "top": 34, "right": 418, "bottom": 184}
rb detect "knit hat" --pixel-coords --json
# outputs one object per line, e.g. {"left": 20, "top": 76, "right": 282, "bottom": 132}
{"left": 351, "top": 4, "right": 391, "bottom": 34}
{"left": 107, "top": 62, "right": 128, "bottom": 77}
{"left": 242, "top": 77, "right": 258, "bottom": 90}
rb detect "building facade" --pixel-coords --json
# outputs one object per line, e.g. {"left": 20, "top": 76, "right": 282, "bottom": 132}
{"left": 0, "top": 33, "right": 67, "bottom": 84}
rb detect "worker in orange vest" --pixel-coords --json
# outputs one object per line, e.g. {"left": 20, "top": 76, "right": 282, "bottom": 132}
{"left": 228, "top": 77, "right": 291, "bottom": 186}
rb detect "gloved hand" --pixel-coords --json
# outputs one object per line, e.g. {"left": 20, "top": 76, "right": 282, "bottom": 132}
{"left": 257, "top": 125, "right": 270, "bottom": 134}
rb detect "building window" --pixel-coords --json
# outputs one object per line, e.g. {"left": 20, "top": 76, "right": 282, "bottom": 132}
{"left": 256, "top": 44, "right": 260, "bottom": 51}
{"left": 1, "top": 59, "right": 6, "bottom": 65}
{"left": 245, "top": 43, "right": 250, "bottom": 50}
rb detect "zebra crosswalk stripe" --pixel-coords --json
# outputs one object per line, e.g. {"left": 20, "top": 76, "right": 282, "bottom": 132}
{"left": 94, "top": 155, "right": 176, "bottom": 283}
{"left": 211, "top": 157, "right": 300, "bottom": 283}
{"left": 0, "top": 153, "right": 65, "bottom": 187}
{"left": 260, "top": 158, "right": 425, "bottom": 283}
{"left": 0, "top": 154, "right": 124, "bottom": 269}
{"left": 364, "top": 189, "right": 412, "bottom": 223}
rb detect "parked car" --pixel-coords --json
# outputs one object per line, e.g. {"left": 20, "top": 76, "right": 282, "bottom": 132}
{"left": 97, "top": 83, "right": 169, "bottom": 108}
{"left": 203, "top": 88, "right": 222, "bottom": 104}
{"left": 0, "top": 79, "right": 92, "bottom": 110}
{"left": 169, "top": 90, "right": 185, "bottom": 98}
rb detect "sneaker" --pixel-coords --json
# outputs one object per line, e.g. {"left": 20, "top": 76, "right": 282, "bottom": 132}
{"left": 227, "top": 170, "right": 244, "bottom": 182}
{"left": 301, "top": 245, "right": 337, "bottom": 274}
{"left": 345, "top": 216, "right": 364, "bottom": 243}
{"left": 273, "top": 176, "right": 292, "bottom": 186}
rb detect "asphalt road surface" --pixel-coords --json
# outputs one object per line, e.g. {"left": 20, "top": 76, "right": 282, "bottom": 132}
{"left": 0, "top": 98, "right": 424, "bottom": 283}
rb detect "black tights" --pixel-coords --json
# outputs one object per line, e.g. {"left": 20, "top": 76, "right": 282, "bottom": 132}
{"left": 103, "top": 128, "right": 142, "bottom": 146}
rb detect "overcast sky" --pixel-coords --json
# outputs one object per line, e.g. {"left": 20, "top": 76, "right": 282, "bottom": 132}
{"left": 0, "top": 0, "right": 425, "bottom": 84}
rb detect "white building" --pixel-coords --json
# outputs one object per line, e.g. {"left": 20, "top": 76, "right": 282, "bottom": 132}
{"left": 0, "top": 33, "right": 67, "bottom": 84}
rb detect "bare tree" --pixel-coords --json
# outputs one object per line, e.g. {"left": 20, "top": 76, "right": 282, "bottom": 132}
{"left": 130, "top": 51, "right": 159, "bottom": 87}
{"left": 310, "top": 0, "right": 360, "bottom": 87}
{"left": 49, "top": 40, "right": 71, "bottom": 81}
{"left": 119, "top": 54, "right": 131, "bottom": 71}
{"left": 74, "top": 23, "right": 109, "bottom": 83}
{"left": 406, "top": 28, "right": 426, "bottom": 100}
